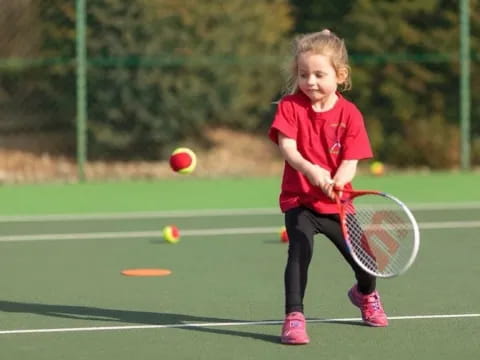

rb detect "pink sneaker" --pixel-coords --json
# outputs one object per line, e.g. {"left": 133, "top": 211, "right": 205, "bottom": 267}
{"left": 281, "top": 312, "right": 310, "bottom": 344}
{"left": 348, "top": 285, "right": 389, "bottom": 327}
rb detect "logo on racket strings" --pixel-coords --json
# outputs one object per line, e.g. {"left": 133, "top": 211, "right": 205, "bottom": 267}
{"left": 362, "top": 210, "right": 405, "bottom": 271}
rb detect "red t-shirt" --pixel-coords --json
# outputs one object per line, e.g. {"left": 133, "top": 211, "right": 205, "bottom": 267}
{"left": 269, "top": 92, "right": 373, "bottom": 214}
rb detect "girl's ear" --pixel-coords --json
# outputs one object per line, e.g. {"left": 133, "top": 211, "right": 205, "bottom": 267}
{"left": 337, "top": 67, "right": 348, "bottom": 84}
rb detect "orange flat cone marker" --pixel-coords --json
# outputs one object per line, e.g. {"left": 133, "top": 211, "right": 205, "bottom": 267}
{"left": 121, "top": 268, "right": 172, "bottom": 277}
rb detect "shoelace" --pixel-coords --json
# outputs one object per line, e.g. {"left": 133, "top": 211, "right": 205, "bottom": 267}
{"left": 362, "top": 294, "right": 382, "bottom": 316}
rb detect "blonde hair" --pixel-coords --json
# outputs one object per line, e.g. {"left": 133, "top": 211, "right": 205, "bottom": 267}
{"left": 285, "top": 29, "right": 352, "bottom": 94}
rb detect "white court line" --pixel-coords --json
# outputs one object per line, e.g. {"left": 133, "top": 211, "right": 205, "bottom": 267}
{"left": 0, "top": 202, "right": 480, "bottom": 223}
{"left": 0, "top": 221, "right": 480, "bottom": 242}
{"left": 0, "top": 313, "right": 478, "bottom": 335}
{"left": 0, "top": 208, "right": 280, "bottom": 222}
{"left": 0, "top": 227, "right": 278, "bottom": 242}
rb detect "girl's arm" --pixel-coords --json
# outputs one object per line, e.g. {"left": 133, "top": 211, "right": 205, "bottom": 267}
{"left": 277, "top": 133, "right": 333, "bottom": 195}
{"left": 333, "top": 159, "right": 358, "bottom": 193}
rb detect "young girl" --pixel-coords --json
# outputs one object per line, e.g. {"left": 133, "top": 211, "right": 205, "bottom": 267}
{"left": 268, "top": 30, "right": 388, "bottom": 345}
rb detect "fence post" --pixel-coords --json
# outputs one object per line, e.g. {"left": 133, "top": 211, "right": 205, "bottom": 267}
{"left": 459, "top": 0, "right": 471, "bottom": 170}
{"left": 75, "top": 0, "right": 87, "bottom": 181}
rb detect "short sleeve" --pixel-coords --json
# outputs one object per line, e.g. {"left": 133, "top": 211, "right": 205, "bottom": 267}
{"left": 342, "top": 106, "right": 373, "bottom": 160}
{"left": 268, "top": 98, "right": 298, "bottom": 144}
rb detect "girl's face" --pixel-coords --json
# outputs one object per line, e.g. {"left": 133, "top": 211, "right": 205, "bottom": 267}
{"left": 297, "top": 51, "right": 345, "bottom": 107}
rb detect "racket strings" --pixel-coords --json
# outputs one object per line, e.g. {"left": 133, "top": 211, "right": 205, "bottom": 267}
{"left": 344, "top": 197, "right": 416, "bottom": 277}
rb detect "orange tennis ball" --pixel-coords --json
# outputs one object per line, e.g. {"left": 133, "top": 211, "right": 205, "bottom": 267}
{"left": 162, "top": 225, "right": 180, "bottom": 244}
{"left": 279, "top": 226, "right": 289, "bottom": 243}
{"left": 370, "top": 161, "right": 385, "bottom": 176}
{"left": 169, "top": 147, "right": 197, "bottom": 174}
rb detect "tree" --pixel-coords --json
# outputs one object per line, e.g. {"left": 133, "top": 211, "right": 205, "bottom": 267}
{"left": 342, "top": 0, "right": 464, "bottom": 167}
{"left": 0, "top": 0, "right": 58, "bottom": 136}
{"left": 289, "top": 0, "right": 355, "bottom": 34}
{"left": 289, "top": 0, "right": 480, "bottom": 167}
{"left": 40, "top": 0, "right": 294, "bottom": 159}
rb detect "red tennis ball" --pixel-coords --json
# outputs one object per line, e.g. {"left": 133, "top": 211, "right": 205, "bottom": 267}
{"left": 169, "top": 148, "right": 197, "bottom": 174}
{"left": 163, "top": 225, "right": 180, "bottom": 244}
{"left": 280, "top": 226, "right": 289, "bottom": 243}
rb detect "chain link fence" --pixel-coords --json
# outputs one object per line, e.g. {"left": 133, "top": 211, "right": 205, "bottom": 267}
{"left": 0, "top": 0, "right": 477, "bottom": 183}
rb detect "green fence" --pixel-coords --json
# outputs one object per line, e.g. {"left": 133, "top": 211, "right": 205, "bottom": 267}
{"left": 0, "top": 0, "right": 477, "bottom": 183}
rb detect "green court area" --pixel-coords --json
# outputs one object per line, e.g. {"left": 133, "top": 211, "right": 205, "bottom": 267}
{"left": 0, "top": 173, "right": 479, "bottom": 359}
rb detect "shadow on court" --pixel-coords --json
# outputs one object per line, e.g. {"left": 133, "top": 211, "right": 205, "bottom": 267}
{"left": 0, "top": 300, "right": 280, "bottom": 343}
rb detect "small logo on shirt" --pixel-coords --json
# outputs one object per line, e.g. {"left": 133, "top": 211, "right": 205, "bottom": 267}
{"left": 329, "top": 142, "right": 341, "bottom": 154}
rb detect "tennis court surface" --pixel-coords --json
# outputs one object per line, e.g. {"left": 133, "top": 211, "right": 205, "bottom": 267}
{"left": 0, "top": 199, "right": 479, "bottom": 360}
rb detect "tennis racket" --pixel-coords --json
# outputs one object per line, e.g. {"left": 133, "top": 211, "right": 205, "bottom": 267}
{"left": 333, "top": 188, "right": 420, "bottom": 278}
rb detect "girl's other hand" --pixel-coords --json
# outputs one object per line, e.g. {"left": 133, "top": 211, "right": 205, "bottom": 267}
{"left": 305, "top": 165, "right": 334, "bottom": 199}
{"left": 332, "top": 182, "right": 344, "bottom": 199}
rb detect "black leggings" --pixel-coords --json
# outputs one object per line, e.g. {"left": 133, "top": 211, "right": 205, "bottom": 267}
{"left": 284, "top": 206, "right": 376, "bottom": 314}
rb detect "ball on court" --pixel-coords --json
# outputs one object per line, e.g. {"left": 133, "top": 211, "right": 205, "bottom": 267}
{"left": 279, "top": 226, "right": 289, "bottom": 243}
{"left": 169, "top": 147, "right": 197, "bottom": 174}
{"left": 370, "top": 161, "right": 385, "bottom": 176}
{"left": 162, "top": 225, "right": 180, "bottom": 244}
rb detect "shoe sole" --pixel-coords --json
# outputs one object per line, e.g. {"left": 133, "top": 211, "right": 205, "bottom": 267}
{"left": 364, "top": 321, "right": 388, "bottom": 327}
{"left": 281, "top": 337, "right": 310, "bottom": 345}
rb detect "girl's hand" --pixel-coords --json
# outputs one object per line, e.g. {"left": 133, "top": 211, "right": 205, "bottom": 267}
{"left": 332, "top": 181, "right": 344, "bottom": 199}
{"left": 332, "top": 160, "right": 358, "bottom": 199}
{"left": 305, "top": 165, "right": 334, "bottom": 198}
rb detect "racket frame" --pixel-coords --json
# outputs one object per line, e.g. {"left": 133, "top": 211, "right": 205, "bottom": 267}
{"left": 334, "top": 189, "right": 420, "bottom": 278}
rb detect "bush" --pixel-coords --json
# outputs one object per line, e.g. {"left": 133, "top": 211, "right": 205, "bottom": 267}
{"left": 40, "top": 0, "right": 293, "bottom": 159}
